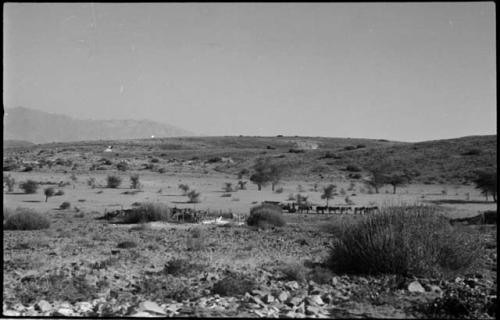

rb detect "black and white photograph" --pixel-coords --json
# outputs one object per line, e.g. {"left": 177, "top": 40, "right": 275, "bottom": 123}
{"left": 3, "top": 2, "right": 496, "bottom": 318}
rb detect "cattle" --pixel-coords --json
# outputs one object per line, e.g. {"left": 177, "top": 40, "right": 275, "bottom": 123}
{"left": 328, "top": 206, "right": 340, "bottom": 214}
{"left": 340, "top": 207, "right": 352, "bottom": 214}
{"left": 316, "top": 206, "right": 327, "bottom": 214}
{"left": 353, "top": 207, "right": 365, "bottom": 215}
{"left": 298, "top": 204, "right": 312, "bottom": 214}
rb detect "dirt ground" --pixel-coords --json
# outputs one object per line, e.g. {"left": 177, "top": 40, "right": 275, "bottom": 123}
{"left": 3, "top": 171, "right": 497, "bottom": 318}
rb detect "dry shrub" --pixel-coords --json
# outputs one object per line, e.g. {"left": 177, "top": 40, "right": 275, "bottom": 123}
{"left": 121, "top": 202, "right": 172, "bottom": 224}
{"left": 19, "top": 179, "right": 39, "bottom": 194}
{"left": 281, "top": 262, "right": 308, "bottom": 283}
{"left": 135, "top": 275, "right": 194, "bottom": 302}
{"left": 116, "top": 240, "right": 137, "bottom": 249}
{"left": 59, "top": 201, "right": 71, "bottom": 210}
{"left": 212, "top": 272, "right": 257, "bottom": 296}
{"left": 14, "top": 271, "right": 106, "bottom": 305}
{"left": 326, "top": 205, "right": 483, "bottom": 277}
{"left": 4, "top": 208, "right": 50, "bottom": 230}
{"left": 106, "top": 175, "right": 122, "bottom": 188}
{"left": 247, "top": 203, "right": 286, "bottom": 229}
{"left": 163, "top": 258, "right": 207, "bottom": 276}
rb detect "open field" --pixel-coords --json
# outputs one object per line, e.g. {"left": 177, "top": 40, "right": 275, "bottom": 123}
{"left": 3, "top": 135, "right": 497, "bottom": 318}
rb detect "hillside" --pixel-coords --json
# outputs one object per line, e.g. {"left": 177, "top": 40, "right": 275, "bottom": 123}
{"left": 2, "top": 135, "right": 496, "bottom": 185}
{"left": 3, "top": 107, "right": 194, "bottom": 143}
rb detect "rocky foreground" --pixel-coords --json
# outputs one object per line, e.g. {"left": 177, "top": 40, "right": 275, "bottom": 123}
{"left": 3, "top": 268, "right": 496, "bottom": 318}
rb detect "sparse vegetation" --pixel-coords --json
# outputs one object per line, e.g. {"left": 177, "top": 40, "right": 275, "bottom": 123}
{"left": 4, "top": 208, "right": 50, "bottom": 230}
{"left": 321, "top": 184, "right": 336, "bottom": 207}
{"left": 87, "top": 177, "right": 96, "bottom": 188}
{"left": 223, "top": 182, "right": 234, "bottom": 193}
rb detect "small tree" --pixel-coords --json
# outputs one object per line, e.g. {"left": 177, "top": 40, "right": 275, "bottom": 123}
{"left": 269, "top": 163, "right": 287, "bottom": 192}
{"left": 223, "top": 182, "right": 234, "bottom": 193}
{"left": 385, "top": 173, "right": 410, "bottom": 194}
{"left": 179, "top": 184, "right": 190, "bottom": 195}
{"left": 3, "top": 174, "right": 15, "bottom": 192}
{"left": 472, "top": 170, "right": 497, "bottom": 202}
{"left": 250, "top": 158, "right": 273, "bottom": 191}
{"left": 44, "top": 187, "right": 55, "bottom": 202}
{"left": 321, "top": 184, "right": 336, "bottom": 207}
{"left": 130, "top": 174, "right": 141, "bottom": 189}
{"left": 237, "top": 180, "right": 247, "bottom": 190}
{"left": 365, "top": 166, "right": 387, "bottom": 194}
{"left": 87, "top": 177, "right": 96, "bottom": 189}
{"left": 238, "top": 168, "right": 250, "bottom": 179}
{"left": 187, "top": 190, "right": 201, "bottom": 203}
{"left": 20, "top": 180, "right": 39, "bottom": 194}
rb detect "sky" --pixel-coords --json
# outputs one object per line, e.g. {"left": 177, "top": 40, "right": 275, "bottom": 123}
{"left": 3, "top": 2, "right": 496, "bottom": 142}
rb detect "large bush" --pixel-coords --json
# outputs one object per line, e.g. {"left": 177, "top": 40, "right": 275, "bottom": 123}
{"left": 326, "top": 205, "right": 483, "bottom": 278}
{"left": 121, "top": 202, "right": 172, "bottom": 224}
{"left": 246, "top": 203, "right": 286, "bottom": 229}
{"left": 19, "top": 180, "right": 39, "bottom": 194}
{"left": 4, "top": 208, "right": 50, "bottom": 230}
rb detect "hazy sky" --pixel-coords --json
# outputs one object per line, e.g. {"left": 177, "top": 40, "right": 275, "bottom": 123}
{"left": 3, "top": 2, "right": 496, "bottom": 141}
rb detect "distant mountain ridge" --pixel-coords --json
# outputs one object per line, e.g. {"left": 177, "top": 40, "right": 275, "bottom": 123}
{"left": 3, "top": 107, "right": 194, "bottom": 143}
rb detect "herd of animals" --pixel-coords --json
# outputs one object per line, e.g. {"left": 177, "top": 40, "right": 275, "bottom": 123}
{"left": 99, "top": 201, "right": 381, "bottom": 225}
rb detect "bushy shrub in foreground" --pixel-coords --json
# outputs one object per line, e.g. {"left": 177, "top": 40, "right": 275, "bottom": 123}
{"left": 121, "top": 202, "right": 172, "bottom": 224}
{"left": 326, "top": 205, "right": 483, "bottom": 278}
{"left": 4, "top": 208, "right": 50, "bottom": 230}
{"left": 246, "top": 203, "right": 286, "bottom": 229}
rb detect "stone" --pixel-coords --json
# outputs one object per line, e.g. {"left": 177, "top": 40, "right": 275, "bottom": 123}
{"left": 35, "top": 300, "right": 52, "bottom": 313}
{"left": 305, "top": 305, "right": 321, "bottom": 315}
{"left": 322, "top": 294, "right": 334, "bottom": 304}
{"left": 251, "top": 289, "right": 267, "bottom": 296}
{"left": 427, "top": 285, "right": 443, "bottom": 297}
{"left": 331, "top": 277, "right": 339, "bottom": 286}
{"left": 283, "top": 311, "right": 296, "bottom": 318}
{"left": 263, "top": 294, "right": 275, "bottom": 304}
{"left": 139, "top": 301, "right": 166, "bottom": 315}
{"left": 3, "top": 310, "right": 21, "bottom": 316}
{"left": 278, "top": 291, "right": 290, "bottom": 302}
{"left": 408, "top": 281, "right": 426, "bottom": 293}
{"left": 306, "top": 295, "right": 324, "bottom": 306}
{"left": 130, "top": 311, "right": 157, "bottom": 317}
{"left": 75, "top": 301, "right": 94, "bottom": 313}
{"left": 250, "top": 296, "right": 266, "bottom": 306}
{"left": 286, "top": 297, "right": 304, "bottom": 307}
{"left": 54, "top": 308, "right": 75, "bottom": 316}
{"left": 285, "top": 281, "right": 300, "bottom": 291}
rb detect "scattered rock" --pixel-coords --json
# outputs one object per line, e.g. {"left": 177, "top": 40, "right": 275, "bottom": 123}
{"left": 262, "top": 293, "right": 275, "bottom": 304}
{"left": 35, "top": 300, "right": 52, "bottom": 313}
{"left": 287, "top": 296, "right": 304, "bottom": 307}
{"left": 3, "top": 310, "right": 21, "bottom": 316}
{"left": 54, "top": 308, "right": 74, "bottom": 317}
{"left": 75, "top": 301, "right": 93, "bottom": 313}
{"left": 129, "top": 311, "right": 158, "bottom": 317}
{"left": 408, "top": 280, "right": 426, "bottom": 293}
{"left": 139, "top": 301, "right": 166, "bottom": 315}
{"left": 278, "top": 291, "right": 290, "bottom": 302}
{"left": 305, "top": 305, "right": 321, "bottom": 315}
{"left": 306, "top": 295, "right": 324, "bottom": 306}
{"left": 285, "top": 281, "right": 300, "bottom": 291}
{"left": 426, "top": 285, "right": 443, "bottom": 297}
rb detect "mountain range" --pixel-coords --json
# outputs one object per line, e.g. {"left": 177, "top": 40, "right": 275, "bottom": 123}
{"left": 3, "top": 107, "right": 194, "bottom": 144}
